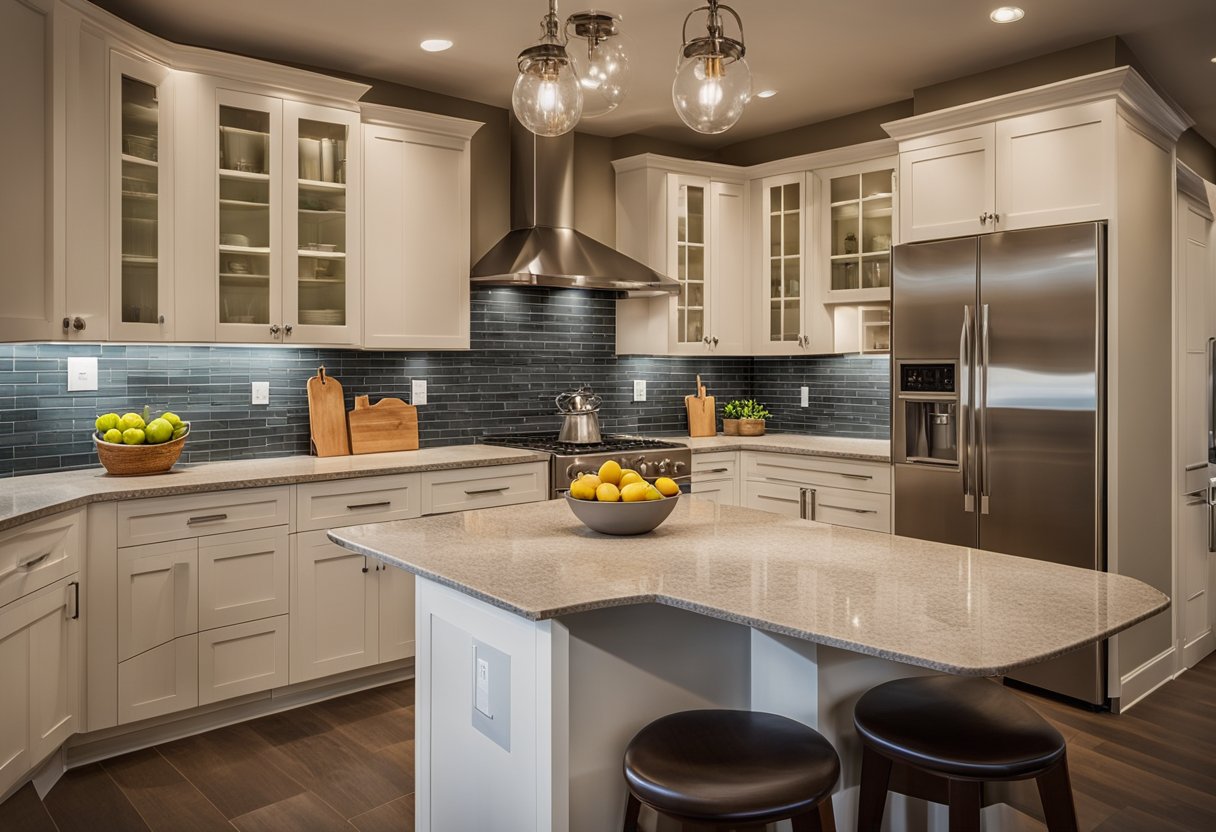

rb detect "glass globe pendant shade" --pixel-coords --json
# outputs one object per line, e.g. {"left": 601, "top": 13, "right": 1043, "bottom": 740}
{"left": 512, "top": 45, "right": 583, "bottom": 137}
{"left": 672, "top": 52, "right": 750, "bottom": 134}
{"left": 569, "top": 15, "right": 630, "bottom": 118}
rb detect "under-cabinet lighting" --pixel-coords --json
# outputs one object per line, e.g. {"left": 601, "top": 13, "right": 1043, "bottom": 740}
{"left": 989, "top": 7, "right": 1025, "bottom": 23}
{"left": 420, "top": 38, "right": 454, "bottom": 52}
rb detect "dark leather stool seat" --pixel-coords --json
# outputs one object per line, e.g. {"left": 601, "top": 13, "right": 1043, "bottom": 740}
{"left": 854, "top": 676, "right": 1078, "bottom": 832}
{"left": 623, "top": 709, "right": 840, "bottom": 831}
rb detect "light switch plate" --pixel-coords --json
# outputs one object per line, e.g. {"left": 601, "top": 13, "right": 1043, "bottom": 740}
{"left": 412, "top": 379, "right": 427, "bottom": 405}
{"left": 251, "top": 381, "right": 269, "bottom": 405}
{"left": 800, "top": 386, "right": 809, "bottom": 408}
{"left": 633, "top": 380, "right": 646, "bottom": 402}
{"left": 67, "top": 357, "right": 98, "bottom": 392}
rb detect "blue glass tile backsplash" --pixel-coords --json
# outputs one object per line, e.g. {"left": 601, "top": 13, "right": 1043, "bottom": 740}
{"left": 0, "top": 287, "right": 889, "bottom": 477}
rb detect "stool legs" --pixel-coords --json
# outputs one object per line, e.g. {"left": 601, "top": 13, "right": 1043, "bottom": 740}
{"left": 623, "top": 792, "right": 641, "bottom": 832}
{"left": 856, "top": 744, "right": 892, "bottom": 831}
{"left": 947, "top": 779, "right": 981, "bottom": 832}
{"left": 1035, "top": 757, "right": 1079, "bottom": 832}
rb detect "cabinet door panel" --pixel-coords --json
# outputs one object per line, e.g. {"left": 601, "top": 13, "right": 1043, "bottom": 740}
{"left": 28, "top": 580, "right": 76, "bottom": 760}
{"left": 666, "top": 174, "right": 711, "bottom": 354}
{"left": 709, "top": 182, "right": 747, "bottom": 354}
{"left": 742, "top": 480, "right": 802, "bottom": 518}
{"left": 116, "top": 487, "right": 291, "bottom": 547}
{"left": 809, "top": 486, "right": 891, "bottom": 533}
{"left": 421, "top": 463, "right": 548, "bottom": 515}
{"left": 290, "top": 531, "right": 377, "bottom": 683}
{"left": 118, "top": 540, "right": 198, "bottom": 661}
{"left": 900, "top": 127, "right": 994, "bottom": 242}
{"left": 0, "top": 616, "right": 31, "bottom": 796}
{"left": 198, "top": 527, "right": 289, "bottom": 630}
{"left": 690, "top": 478, "right": 737, "bottom": 507}
{"left": 378, "top": 567, "right": 415, "bottom": 663}
{"left": 295, "top": 473, "right": 421, "bottom": 532}
{"left": 198, "top": 615, "right": 289, "bottom": 706}
{"left": 117, "top": 635, "right": 198, "bottom": 725}
{"left": 0, "top": 508, "right": 83, "bottom": 609}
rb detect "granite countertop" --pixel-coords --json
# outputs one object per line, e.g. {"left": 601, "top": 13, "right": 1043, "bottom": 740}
{"left": 0, "top": 445, "right": 548, "bottom": 533}
{"left": 329, "top": 498, "right": 1168, "bottom": 676}
{"left": 657, "top": 433, "right": 890, "bottom": 462}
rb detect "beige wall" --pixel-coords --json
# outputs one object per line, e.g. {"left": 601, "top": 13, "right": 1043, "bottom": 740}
{"left": 1178, "top": 130, "right": 1216, "bottom": 182}
{"left": 715, "top": 100, "right": 914, "bottom": 167}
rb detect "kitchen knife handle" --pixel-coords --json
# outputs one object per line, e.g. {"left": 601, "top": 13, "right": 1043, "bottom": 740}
{"left": 979, "top": 303, "right": 991, "bottom": 515}
{"left": 960, "top": 305, "right": 974, "bottom": 513}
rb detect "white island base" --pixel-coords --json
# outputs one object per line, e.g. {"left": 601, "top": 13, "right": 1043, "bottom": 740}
{"left": 416, "top": 577, "right": 1034, "bottom": 832}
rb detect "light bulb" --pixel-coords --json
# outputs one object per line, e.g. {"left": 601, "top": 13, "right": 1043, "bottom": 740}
{"left": 672, "top": 53, "right": 750, "bottom": 134}
{"left": 512, "top": 53, "right": 583, "bottom": 137}
{"left": 571, "top": 32, "right": 630, "bottom": 118}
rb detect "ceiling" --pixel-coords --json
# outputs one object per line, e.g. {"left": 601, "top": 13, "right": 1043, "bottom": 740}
{"left": 94, "top": 0, "right": 1216, "bottom": 148}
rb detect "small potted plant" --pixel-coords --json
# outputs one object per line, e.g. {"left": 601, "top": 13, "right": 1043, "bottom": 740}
{"left": 723, "top": 399, "right": 770, "bottom": 436}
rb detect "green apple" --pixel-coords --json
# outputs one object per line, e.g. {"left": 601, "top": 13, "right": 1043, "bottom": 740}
{"left": 102, "top": 428, "right": 123, "bottom": 444}
{"left": 121, "top": 427, "right": 146, "bottom": 445}
{"left": 145, "top": 418, "right": 173, "bottom": 444}
{"left": 120, "top": 412, "right": 145, "bottom": 431}
{"left": 172, "top": 425, "right": 188, "bottom": 440}
{"left": 161, "top": 412, "right": 183, "bottom": 427}
{"left": 95, "top": 413, "right": 120, "bottom": 432}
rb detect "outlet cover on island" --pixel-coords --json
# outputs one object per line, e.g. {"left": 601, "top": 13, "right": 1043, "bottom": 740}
{"left": 66, "top": 357, "right": 98, "bottom": 392}
{"left": 800, "top": 386, "right": 809, "bottom": 407}
{"left": 251, "top": 381, "right": 269, "bottom": 405}
{"left": 412, "top": 379, "right": 427, "bottom": 405}
{"left": 633, "top": 380, "right": 647, "bottom": 402}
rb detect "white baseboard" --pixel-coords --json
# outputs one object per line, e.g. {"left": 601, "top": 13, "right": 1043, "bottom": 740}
{"left": 30, "top": 748, "right": 67, "bottom": 800}
{"left": 1182, "top": 628, "right": 1215, "bottom": 669}
{"left": 1115, "top": 646, "right": 1176, "bottom": 712}
{"left": 67, "top": 660, "right": 413, "bottom": 769}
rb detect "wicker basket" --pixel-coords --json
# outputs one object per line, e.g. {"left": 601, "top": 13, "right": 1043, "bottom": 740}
{"left": 737, "top": 418, "right": 766, "bottom": 436}
{"left": 722, "top": 418, "right": 739, "bottom": 436}
{"left": 94, "top": 425, "right": 189, "bottom": 476}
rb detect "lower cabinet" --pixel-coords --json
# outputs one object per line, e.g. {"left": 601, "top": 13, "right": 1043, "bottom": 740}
{"left": 739, "top": 451, "right": 893, "bottom": 533}
{"left": 0, "top": 576, "right": 81, "bottom": 796}
{"left": 690, "top": 452, "right": 740, "bottom": 506}
{"left": 118, "top": 635, "right": 197, "bottom": 725}
{"left": 290, "top": 529, "right": 410, "bottom": 683}
{"left": 198, "top": 615, "right": 289, "bottom": 706}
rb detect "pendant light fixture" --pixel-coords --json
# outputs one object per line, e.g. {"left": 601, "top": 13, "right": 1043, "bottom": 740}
{"left": 566, "top": 11, "right": 630, "bottom": 118}
{"left": 672, "top": 0, "right": 751, "bottom": 134}
{"left": 512, "top": 0, "right": 583, "bottom": 137}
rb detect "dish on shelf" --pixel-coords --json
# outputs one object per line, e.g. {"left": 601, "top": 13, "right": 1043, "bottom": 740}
{"left": 122, "top": 134, "right": 157, "bottom": 161}
{"left": 302, "top": 242, "right": 337, "bottom": 252}
{"left": 299, "top": 309, "right": 344, "bottom": 325}
{"left": 220, "top": 232, "right": 251, "bottom": 247}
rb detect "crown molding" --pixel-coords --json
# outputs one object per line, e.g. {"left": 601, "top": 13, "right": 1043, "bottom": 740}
{"left": 883, "top": 67, "right": 1192, "bottom": 146}
{"left": 611, "top": 153, "right": 747, "bottom": 181}
{"left": 744, "top": 139, "right": 898, "bottom": 179}
{"left": 360, "top": 104, "right": 483, "bottom": 141}
{"left": 1177, "top": 161, "right": 1214, "bottom": 219}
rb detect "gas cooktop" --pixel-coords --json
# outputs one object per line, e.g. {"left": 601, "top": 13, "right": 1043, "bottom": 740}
{"left": 480, "top": 432, "right": 685, "bottom": 457}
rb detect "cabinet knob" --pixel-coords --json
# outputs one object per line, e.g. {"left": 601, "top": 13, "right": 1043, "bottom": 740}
{"left": 72, "top": 316, "right": 86, "bottom": 332}
{"left": 284, "top": 324, "right": 293, "bottom": 336}
{"left": 269, "top": 324, "right": 282, "bottom": 335}
{"left": 159, "top": 315, "right": 165, "bottom": 325}
{"left": 711, "top": 336, "right": 719, "bottom": 347}
{"left": 703, "top": 336, "right": 712, "bottom": 346}
{"left": 62, "top": 317, "right": 70, "bottom": 331}
{"left": 991, "top": 212, "right": 1000, "bottom": 224}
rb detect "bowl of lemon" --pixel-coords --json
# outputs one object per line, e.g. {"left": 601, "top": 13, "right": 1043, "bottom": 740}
{"left": 564, "top": 460, "right": 682, "bottom": 536}
{"left": 93, "top": 408, "right": 190, "bottom": 476}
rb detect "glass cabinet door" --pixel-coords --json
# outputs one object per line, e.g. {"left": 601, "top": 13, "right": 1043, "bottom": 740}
{"left": 283, "top": 102, "right": 360, "bottom": 344}
{"left": 216, "top": 90, "right": 281, "bottom": 342}
{"left": 761, "top": 174, "right": 805, "bottom": 348}
{"left": 826, "top": 165, "right": 894, "bottom": 299}
{"left": 668, "top": 175, "right": 708, "bottom": 348}
{"left": 111, "top": 53, "right": 173, "bottom": 339}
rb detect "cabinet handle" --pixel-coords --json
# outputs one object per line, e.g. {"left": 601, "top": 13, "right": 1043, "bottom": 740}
{"left": 269, "top": 324, "right": 282, "bottom": 335}
{"left": 62, "top": 317, "right": 71, "bottom": 331}
{"left": 159, "top": 314, "right": 166, "bottom": 324}
{"left": 362, "top": 557, "right": 370, "bottom": 574}
{"left": 991, "top": 212, "right": 1000, "bottom": 224}
{"left": 72, "top": 316, "right": 86, "bottom": 331}
{"left": 698, "top": 467, "right": 731, "bottom": 474}
{"left": 0, "top": 551, "right": 52, "bottom": 581}
{"left": 979, "top": 212, "right": 991, "bottom": 224}
{"left": 703, "top": 336, "right": 712, "bottom": 346}
{"left": 758, "top": 493, "right": 799, "bottom": 504}
{"left": 347, "top": 501, "right": 392, "bottom": 511}
{"left": 799, "top": 487, "right": 817, "bottom": 521}
{"left": 186, "top": 513, "right": 228, "bottom": 526}
{"left": 284, "top": 324, "right": 293, "bottom": 336}
{"left": 68, "top": 581, "right": 80, "bottom": 620}
{"left": 819, "top": 504, "right": 878, "bottom": 514}
{"left": 839, "top": 472, "right": 873, "bottom": 481}
{"left": 464, "top": 486, "right": 510, "bottom": 495}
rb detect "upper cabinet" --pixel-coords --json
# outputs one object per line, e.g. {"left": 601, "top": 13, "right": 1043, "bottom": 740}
{"left": 820, "top": 159, "right": 896, "bottom": 304}
{"left": 615, "top": 158, "right": 748, "bottom": 356}
{"left": 894, "top": 99, "right": 1122, "bottom": 242}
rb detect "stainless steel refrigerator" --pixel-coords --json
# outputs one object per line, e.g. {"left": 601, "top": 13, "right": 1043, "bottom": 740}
{"left": 892, "top": 222, "right": 1106, "bottom": 705}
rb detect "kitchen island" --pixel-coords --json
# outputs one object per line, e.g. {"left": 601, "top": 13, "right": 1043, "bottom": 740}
{"left": 329, "top": 497, "right": 1168, "bottom": 832}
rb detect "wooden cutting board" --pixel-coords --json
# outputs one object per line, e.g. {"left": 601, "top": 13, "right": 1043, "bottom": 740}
{"left": 685, "top": 374, "right": 716, "bottom": 438}
{"left": 348, "top": 395, "right": 419, "bottom": 455}
{"left": 306, "top": 367, "right": 350, "bottom": 457}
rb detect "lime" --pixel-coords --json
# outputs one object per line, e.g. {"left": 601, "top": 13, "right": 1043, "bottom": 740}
{"left": 172, "top": 425, "right": 188, "bottom": 440}
{"left": 145, "top": 418, "right": 173, "bottom": 444}
{"left": 122, "top": 427, "right": 146, "bottom": 445}
{"left": 102, "top": 428, "right": 123, "bottom": 444}
{"left": 95, "top": 413, "right": 120, "bottom": 432}
{"left": 120, "top": 412, "right": 145, "bottom": 431}
{"left": 161, "top": 412, "right": 182, "bottom": 427}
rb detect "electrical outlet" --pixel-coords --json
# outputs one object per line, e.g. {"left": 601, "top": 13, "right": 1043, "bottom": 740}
{"left": 251, "top": 381, "right": 269, "bottom": 405}
{"left": 412, "top": 379, "right": 427, "bottom": 405}
{"left": 475, "top": 657, "right": 491, "bottom": 717}
{"left": 633, "top": 379, "right": 647, "bottom": 402}
{"left": 66, "top": 357, "right": 98, "bottom": 392}
{"left": 800, "top": 386, "right": 809, "bottom": 408}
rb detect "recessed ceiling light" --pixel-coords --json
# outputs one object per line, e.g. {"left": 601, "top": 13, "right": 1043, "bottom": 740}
{"left": 989, "top": 6, "right": 1025, "bottom": 23}
{"left": 420, "top": 38, "right": 453, "bottom": 52}
{"left": 755, "top": 89, "right": 778, "bottom": 99}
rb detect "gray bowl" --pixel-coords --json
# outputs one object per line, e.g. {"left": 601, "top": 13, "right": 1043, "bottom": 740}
{"left": 564, "top": 492, "right": 680, "bottom": 536}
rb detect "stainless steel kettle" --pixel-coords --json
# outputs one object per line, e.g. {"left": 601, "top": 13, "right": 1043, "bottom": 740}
{"left": 556, "top": 385, "right": 603, "bottom": 444}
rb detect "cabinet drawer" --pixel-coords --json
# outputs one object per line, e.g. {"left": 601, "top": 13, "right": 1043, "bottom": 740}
{"left": 116, "top": 487, "right": 291, "bottom": 547}
{"left": 118, "top": 634, "right": 198, "bottom": 725}
{"left": 118, "top": 539, "right": 198, "bottom": 662}
{"left": 422, "top": 462, "right": 548, "bottom": 515}
{"left": 198, "top": 614, "right": 289, "bottom": 706}
{"left": 690, "top": 477, "right": 738, "bottom": 507}
{"left": 742, "top": 480, "right": 803, "bottom": 518}
{"left": 692, "top": 452, "right": 738, "bottom": 479}
{"left": 0, "top": 509, "right": 83, "bottom": 609}
{"left": 743, "top": 452, "right": 891, "bottom": 494}
{"left": 199, "top": 527, "right": 289, "bottom": 630}
{"left": 295, "top": 474, "right": 422, "bottom": 533}
{"left": 808, "top": 486, "right": 891, "bottom": 533}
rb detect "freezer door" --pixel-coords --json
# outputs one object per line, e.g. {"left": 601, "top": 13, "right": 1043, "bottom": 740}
{"left": 892, "top": 238, "right": 979, "bottom": 359}
{"left": 976, "top": 223, "right": 1102, "bottom": 568}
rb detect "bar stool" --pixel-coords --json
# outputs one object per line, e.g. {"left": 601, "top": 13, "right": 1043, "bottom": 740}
{"left": 853, "top": 676, "right": 1078, "bottom": 832}
{"left": 622, "top": 709, "right": 840, "bottom": 831}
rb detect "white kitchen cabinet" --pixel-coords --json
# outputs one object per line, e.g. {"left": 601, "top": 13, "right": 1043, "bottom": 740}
{"left": 615, "top": 157, "right": 749, "bottom": 355}
{"left": 378, "top": 567, "right": 416, "bottom": 663}
{"left": 198, "top": 614, "right": 289, "bottom": 706}
{"left": 109, "top": 50, "right": 175, "bottom": 341}
{"left": 361, "top": 107, "right": 480, "bottom": 350}
{"left": 115, "top": 487, "right": 291, "bottom": 548}
{"left": 197, "top": 527, "right": 289, "bottom": 631}
{"left": 0, "top": 508, "right": 83, "bottom": 610}
{"left": 0, "top": 575, "right": 81, "bottom": 797}
{"left": 420, "top": 461, "right": 548, "bottom": 515}
{"left": 897, "top": 102, "right": 1114, "bottom": 242}
{"left": 117, "top": 635, "right": 197, "bottom": 724}
{"left": 690, "top": 452, "right": 740, "bottom": 506}
{"left": 820, "top": 159, "right": 897, "bottom": 305}
{"left": 741, "top": 451, "right": 892, "bottom": 533}
{"left": 117, "top": 539, "right": 197, "bottom": 662}
{"left": 295, "top": 472, "right": 422, "bottom": 533}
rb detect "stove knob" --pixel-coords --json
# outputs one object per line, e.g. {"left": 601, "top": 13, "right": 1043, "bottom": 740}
{"left": 672, "top": 460, "right": 687, "bottom": 475}
{"left": 565, "top": 463, "right": 579, "bottom": 480}
{"left": 657, "top": 457, "right": 671, "bottom": 475}
{"left": 637, "top": 460, "right": 651, "bottom": 477}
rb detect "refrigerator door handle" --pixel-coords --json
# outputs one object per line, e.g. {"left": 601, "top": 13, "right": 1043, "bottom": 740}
{"left": 979, "top": 303, "right": 991, "bottom": 515}
{"left": 1207, "top": 337, "right": 1215, "bottom": 462}
{"left": 960, "top": 305, "right": 975, "bottom": 513}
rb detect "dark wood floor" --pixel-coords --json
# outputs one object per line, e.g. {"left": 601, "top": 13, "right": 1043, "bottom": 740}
{"left": 2, "top": 653, "right": 1214, "bottom": 831}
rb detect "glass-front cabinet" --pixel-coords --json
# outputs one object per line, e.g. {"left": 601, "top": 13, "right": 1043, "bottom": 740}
{"left": 754, "top": 172, "right": 827, "bottom": 354}
{"left": 110, "top": 52, "right": 174, "bottom": 340}
{"left": 667, "top": 174, "right": 709, "bottom": 351}
{"left": 820, "top": 158, "right": 896, "bottom": 304}
{"left": 214, "top": 90, "right": 359, "bottom": 344}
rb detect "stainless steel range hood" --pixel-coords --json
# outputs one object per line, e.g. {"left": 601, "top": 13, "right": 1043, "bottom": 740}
{"left": 470, "top": 120, "right": 679, "bottom": 297}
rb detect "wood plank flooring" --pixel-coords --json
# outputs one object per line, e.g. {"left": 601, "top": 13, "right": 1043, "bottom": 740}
{"left": 2, "top": 653, "right": 1214, "bottom": 831}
